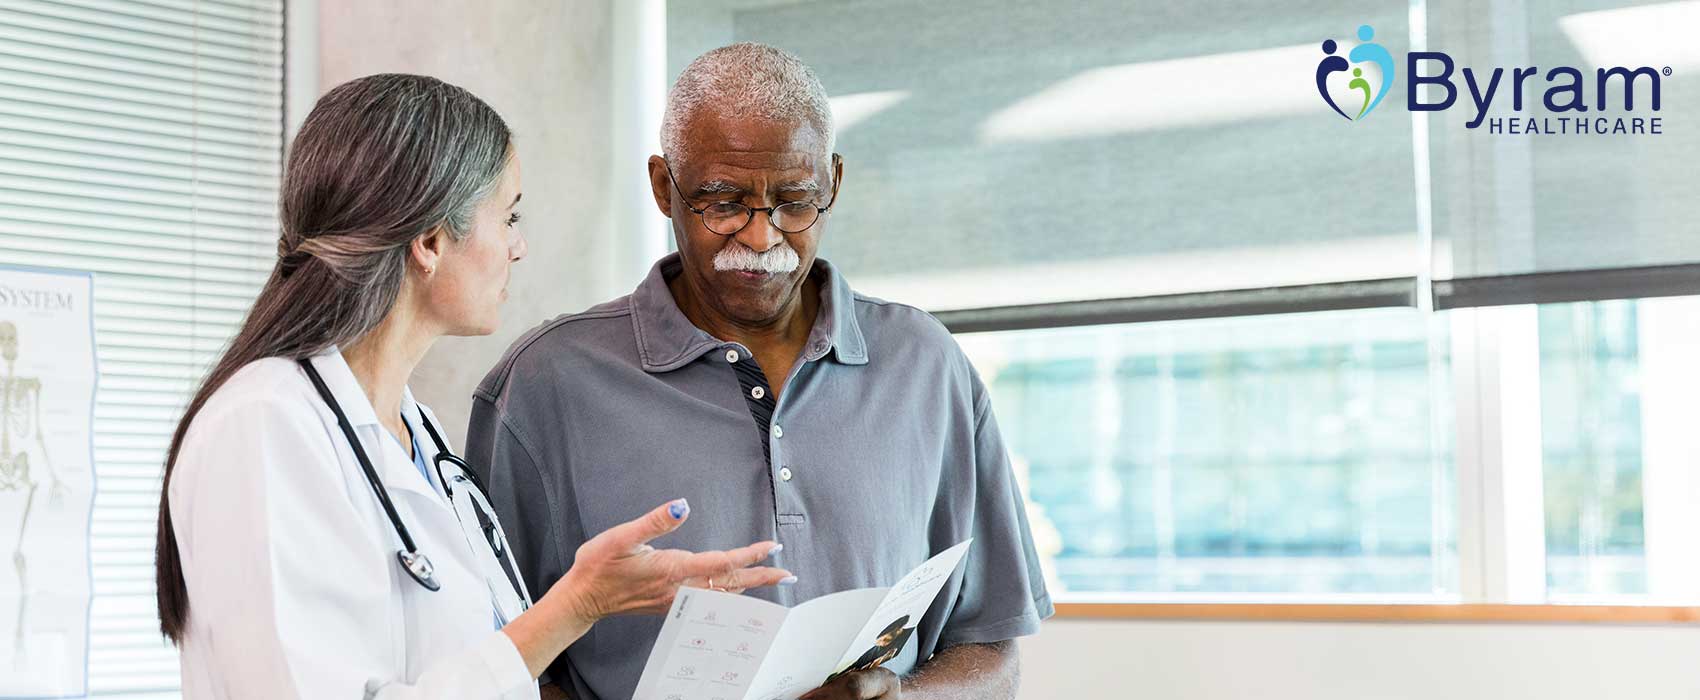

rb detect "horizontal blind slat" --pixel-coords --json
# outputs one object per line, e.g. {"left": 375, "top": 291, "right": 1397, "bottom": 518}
{"left": 0, "top": 247, "right": 273, "bottom": 283}
{"left": 0, "top": 53, "right": 281, "bottom": 109}
{"left": 0, "top": 161, "right": 276, "bottom": 205}
{"left": 43, "top": 0, "right": 280, "bottom": 38}
{"left": 1, "top": 185, "right": 279, "bottom": 225}
{"left": 21, "top": 0, "right": 283, "bottom": 44}
{"left": 0, "top": 83, "right": 282, "bottom": 138}
{"left": 0, "top": 131, "right": 281, "bottom": 177}
{"left": 0, "top": 37, "right": 278, "bottom": 98}
{"left": 0, "top": 10, "right": 282, "bottom": 75}
{"left": 116, "top": 0, "right": 283, "bottom": 24}
{"left": 0, "top": 109, "right": 279, "bottom": 160}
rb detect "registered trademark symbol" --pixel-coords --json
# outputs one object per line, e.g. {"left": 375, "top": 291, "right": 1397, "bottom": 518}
{"left": 1664, "top": 66, "right": 1674, "bottom": 76}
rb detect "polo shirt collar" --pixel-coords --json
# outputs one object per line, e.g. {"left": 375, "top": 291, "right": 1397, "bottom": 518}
{"left": 631, "top": 252, "right": 869, "bottom": 373}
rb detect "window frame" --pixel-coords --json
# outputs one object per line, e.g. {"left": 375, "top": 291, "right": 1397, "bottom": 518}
{"left": 949, "top": 282, "right": 1700, "bottom": 623}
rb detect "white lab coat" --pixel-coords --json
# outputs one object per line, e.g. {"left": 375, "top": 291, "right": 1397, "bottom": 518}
{"left": 168, "top": 348, "right": 536, "bottom": 699}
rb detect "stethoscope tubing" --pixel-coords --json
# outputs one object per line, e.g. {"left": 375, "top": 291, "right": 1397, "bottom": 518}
{"left": 297, "top": 357, "right": 524, "bottom": 603}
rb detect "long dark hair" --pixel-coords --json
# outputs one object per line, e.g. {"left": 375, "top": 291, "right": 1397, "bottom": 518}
{"left": 154, "top": 73, "right": 512, "bottom": 643}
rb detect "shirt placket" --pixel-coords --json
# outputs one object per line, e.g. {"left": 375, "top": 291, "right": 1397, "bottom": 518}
{"left": 719, "top": 338, "right": 831, "bottom": 533}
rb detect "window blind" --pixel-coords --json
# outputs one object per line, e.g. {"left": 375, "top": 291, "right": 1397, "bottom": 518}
{"left": 668, "top": 0, "right": 1700, "bottom": 318}
{"left": 0, "top": 0, "right": 282, "bottom": 694}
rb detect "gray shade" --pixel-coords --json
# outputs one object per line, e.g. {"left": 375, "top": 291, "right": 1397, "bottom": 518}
{"left": 669, "top": 0, "right": 1700, "bottom": 312}
{"left": 1419, "top": 0, "right": 1698, "bottom": 279}
{"left": 668, "top": 0, "right": 1421, "bottom": 310}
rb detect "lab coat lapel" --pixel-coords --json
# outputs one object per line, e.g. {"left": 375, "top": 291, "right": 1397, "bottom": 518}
{"left": 304, "top": 348, "right": 446, "bottom": 505}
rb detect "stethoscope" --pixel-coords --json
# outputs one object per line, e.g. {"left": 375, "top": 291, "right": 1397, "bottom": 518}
{"left": 298, "top": 358, "right": 532, "bottom": 621}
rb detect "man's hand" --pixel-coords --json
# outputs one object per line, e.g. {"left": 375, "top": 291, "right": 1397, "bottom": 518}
{"left": 799, "top": 668, "right": 900, "bottom": 700}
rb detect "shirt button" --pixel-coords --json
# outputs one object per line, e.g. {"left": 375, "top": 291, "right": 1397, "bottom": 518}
{"left": 779, "top": 467, "right": 794, "bottom": 482}
{"left": 725, "top": 349, "right": 740, "bottom": 363}
{"left": 771, "top": 424, "right": 783, "bottom": 439}
{"left": 751, "top": 386, "right": 766, "bottom": 400}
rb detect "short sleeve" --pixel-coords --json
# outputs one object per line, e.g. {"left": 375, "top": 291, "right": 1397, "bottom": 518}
{"left": 936, "top": 371, "right": 1055, "bottom": 647}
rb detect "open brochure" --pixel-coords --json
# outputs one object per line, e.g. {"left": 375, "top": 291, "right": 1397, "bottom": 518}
{"left": 632, "top": 540, "right": 973, "bottom": 700}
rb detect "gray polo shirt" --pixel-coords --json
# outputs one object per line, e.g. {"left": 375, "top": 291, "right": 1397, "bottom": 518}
{"left": 466, "top": 253, "right": 1053, "bottom": 700}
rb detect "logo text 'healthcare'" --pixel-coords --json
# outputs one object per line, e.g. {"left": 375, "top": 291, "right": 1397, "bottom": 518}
{"left": 1316, "top": 24, "right": 1669, "bottom": 136}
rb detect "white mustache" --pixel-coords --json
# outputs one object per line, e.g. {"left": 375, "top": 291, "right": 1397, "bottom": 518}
{"left": 713, "top": 242, "right": 801, "bottom": 274}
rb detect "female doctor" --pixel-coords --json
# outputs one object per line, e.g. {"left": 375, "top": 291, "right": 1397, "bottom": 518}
{"left": 151, "top": 74, "right": 793, "bottom": 698}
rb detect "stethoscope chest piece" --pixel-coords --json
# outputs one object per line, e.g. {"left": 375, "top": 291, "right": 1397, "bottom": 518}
{"left": 397, "top": 549, "right": 440, "bottom": 591}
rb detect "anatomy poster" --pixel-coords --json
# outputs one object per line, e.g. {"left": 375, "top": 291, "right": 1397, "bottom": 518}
{"left": 0, "top": 266, "right": 96, "bottom": 698}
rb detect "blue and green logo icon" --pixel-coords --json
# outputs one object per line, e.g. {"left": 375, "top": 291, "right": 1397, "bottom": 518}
{"left": 1316, "top": 24, "right": 1396, "bottom": 121}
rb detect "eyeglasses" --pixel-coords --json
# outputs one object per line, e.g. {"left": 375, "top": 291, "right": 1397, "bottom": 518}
{"left": 664, "top": 159, "right": 837, "bottom": 235}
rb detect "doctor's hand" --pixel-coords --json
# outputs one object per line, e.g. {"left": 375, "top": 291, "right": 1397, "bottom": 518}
{"left": 801, "top": 668, "right": 901, "bottom": 700}
{"left": 506, "top": 499, "right": 792, "bottom": 679}
{"left": 558, "top": 498, "right": 793, "bottom": 619}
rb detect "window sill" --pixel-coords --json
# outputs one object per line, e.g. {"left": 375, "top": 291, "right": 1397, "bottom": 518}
{"left": 1053, "top": 602, "right": 1700, "bottom": 625}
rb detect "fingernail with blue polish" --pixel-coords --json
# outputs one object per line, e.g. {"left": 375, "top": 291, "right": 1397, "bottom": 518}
{"left": 779, "top": 576, "right": 799, "bottom": 585}
{"left": 769, "top": 544, "right": 785, "bottom": 556}
{"left": 669, "top": 499, "right": 689, "bottom": 520}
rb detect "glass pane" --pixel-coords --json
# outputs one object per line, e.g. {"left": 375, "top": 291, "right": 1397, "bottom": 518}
{"left": 1539, "top": 300, "right": 1646, "bottom": 596}
{"left": 956, "top": 308, "right": 1455, "bottom": 597}
{"left": 1538, "top": 296, "right": 1700, "bottom": 600}
{"left": 668, "top": 0, "right": 1421, "bottom": 310}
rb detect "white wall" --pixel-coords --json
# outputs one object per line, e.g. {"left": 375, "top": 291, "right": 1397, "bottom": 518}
{"left": 1020, "top": 619, "right": 1700, "bottom": 699}
{"left": 315, "top": 0, "right": 644, "bottom": 442}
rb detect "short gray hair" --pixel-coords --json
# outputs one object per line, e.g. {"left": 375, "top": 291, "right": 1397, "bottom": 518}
{"left": 661, "top": 42, "right": 834, "bottom": 167}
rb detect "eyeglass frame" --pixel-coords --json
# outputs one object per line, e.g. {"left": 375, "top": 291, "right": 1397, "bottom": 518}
{"left": 662, "top": 155, "right": 840, "bottom": 235}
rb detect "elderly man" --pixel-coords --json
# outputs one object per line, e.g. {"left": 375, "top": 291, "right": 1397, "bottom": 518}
{"left": 467, "top": 43, "right": 1051, "bottom": 700}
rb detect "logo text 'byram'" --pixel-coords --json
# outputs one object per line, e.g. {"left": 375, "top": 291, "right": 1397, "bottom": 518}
{"left": 1315, "top": 23, "right": 1667, "bottom": 135}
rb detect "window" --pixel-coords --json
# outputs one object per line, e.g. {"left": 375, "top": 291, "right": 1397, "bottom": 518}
{"left": 665, "top": 0, "right": 1700, "bottom": 606}
{"left": 0, "top": 0, "right": 284, "bottom": 694}
{"left": 957, "top": 308, "right": 1455, "bottom": 598}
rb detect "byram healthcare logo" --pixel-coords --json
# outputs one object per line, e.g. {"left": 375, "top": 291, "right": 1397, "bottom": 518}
{"left": 1315, "top": 23, "right": 1670, "bottom": 136}
{"left": 1316, "top": 25, "right": 1396, "bottom": 122}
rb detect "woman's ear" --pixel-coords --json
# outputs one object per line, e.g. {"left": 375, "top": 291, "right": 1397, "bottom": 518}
{"left": 410, "top": 227, "right": 448, "bottom": 276}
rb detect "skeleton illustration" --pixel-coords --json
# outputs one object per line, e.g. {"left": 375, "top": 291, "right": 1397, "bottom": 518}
{"left": 1, "top": 320, "right": 63, "bottom": 662}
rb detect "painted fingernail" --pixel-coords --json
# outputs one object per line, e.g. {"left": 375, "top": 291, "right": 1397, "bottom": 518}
{"left": 769, "top": 543, "right": 784, "bottom": 556}
{"left": 668, "top": 499, "right": 689, "bottom": 520}
{"left": 779, "top": 576, "right": 799, "bottom": 585}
